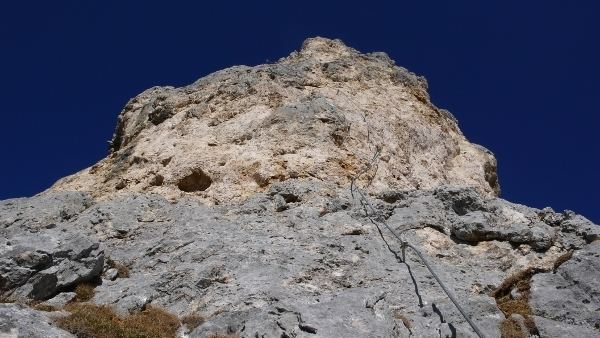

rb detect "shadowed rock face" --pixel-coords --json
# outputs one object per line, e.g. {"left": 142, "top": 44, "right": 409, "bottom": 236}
{"left": 49, "top": 37, "right": 499, "bottom": 204}
{"left": 1, "top": 38, "right": 598, "bottom": 338}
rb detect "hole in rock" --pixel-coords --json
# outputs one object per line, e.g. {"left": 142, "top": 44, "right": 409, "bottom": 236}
{"left": 177, "top": 169, "right": 212, "bottom": 192}
{"left": 149, "top": 174, "right": 164, "bottom": 186}
{"left": 280, "top": 193, "right": 300, "bottom": 203}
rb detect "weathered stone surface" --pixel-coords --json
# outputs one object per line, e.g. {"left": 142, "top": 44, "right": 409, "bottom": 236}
{"left": 0, "top": 304, "right": 74, "bottom": 338}
{"left": 0, "top": 193, "right": 104, "bottom": 301}
{"left": 104, "top": 268, "right": 118, "bottom": 281}
{"left": 0, "top": 191, "right": 92, "bottom": 232}
{"left": 50, "top": 37, "right": 499, "bottom": 204}
{"left": 530, "top": 240, "right": 600, "bottom": 333}
{"left": 533, "top": 315, "right": 600, "bottom": 338}
{"left": 1, "top": 184, "right": 594, "bottom": 336}
{"left": 1, "top": 37, "right": 599, "bottom": 337}
{"left": 41, "top": 292, "right": 77, "bottom": 308}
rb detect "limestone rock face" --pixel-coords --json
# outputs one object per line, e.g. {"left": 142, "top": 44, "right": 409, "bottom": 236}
{"left": 50, "top": 37, "right": 499, "bottom": 203}
{"left": 3, "top": 38, "right": 599, "bottom": 338}
{"left": 0, "top": 304, "right": 74, "bottom": 338}
{"left": 1, "top": 186, "right": 598, "bottom": 337}
{"left": 0, "top": 192, "right": 104, "bottom": 301}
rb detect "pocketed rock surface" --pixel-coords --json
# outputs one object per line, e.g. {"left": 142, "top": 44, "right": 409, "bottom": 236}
{"left": 50, "top": 37, "right": 499, "bottom": 203}
{"left": 1, "top": 38, "right": 598, "bottom": 338}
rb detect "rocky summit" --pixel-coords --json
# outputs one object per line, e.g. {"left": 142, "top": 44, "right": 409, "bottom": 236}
{"left": 1, "top": 37, "right": 598, "bottom": 338}
{"left": 50, "top": 37, "right": 498, "bottom": 203}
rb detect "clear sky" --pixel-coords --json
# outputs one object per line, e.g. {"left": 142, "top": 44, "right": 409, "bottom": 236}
{"left": 1, "top": 1, "right": 598, "bottom": 223}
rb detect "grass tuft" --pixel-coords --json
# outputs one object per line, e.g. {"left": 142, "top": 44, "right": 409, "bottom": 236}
{"left": 499, "top": 317, "right": 526, "bottom": 338}
{"left": 56, "top": 303, "right": 181, "bottom": 338}
{"left": 492, "top": 268, "right": 539, "bottom": 337}
{"left": 74, "top": 283, "right": 97, "bottom": 302}
{"left": 552, "top": 250, "right": 573, "bottom": 271}
{"left": 33, "top": 303, "right": 58, "bottom": 312}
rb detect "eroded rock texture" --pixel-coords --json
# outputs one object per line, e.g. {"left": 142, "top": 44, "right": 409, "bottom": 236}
{"left": 0, "top": 304, "right": 74, "bottom": 338}
{"left": 1, "top": 38, "right": 598, "bottom": 338}
{"left": 50, "top": 37, "right": 498, "bottom": 204}
{"left": 1, "top": 184, "right": 599, "bottom": 337}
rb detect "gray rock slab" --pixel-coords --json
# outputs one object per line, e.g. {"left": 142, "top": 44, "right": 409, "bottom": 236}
{"left": 0, "top": 303, "right": 74, "bottom": 338}
{"left": 41, "top": 292, "right": 77, "bottom": 308}
{"left": 530, "top": 240, "right": 600, "bottom": 331}
{"left": 1, "top": 186, "right": 598, "bottom": 337}
{"left": 534, "top": 315, "right": 600, "bottom": 338}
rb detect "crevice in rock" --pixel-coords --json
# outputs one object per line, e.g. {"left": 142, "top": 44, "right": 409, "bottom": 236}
{"left": 491, "top": 267, "right": 542, "bottom": 337}
{"left": 298, "top": 323, "right": 317, "bottom": 334}
{"left": 148, "top": 104, "right": 174, "bottom": 126}
{"left": 109, "top": 116, "right": 127, "bottom": 153}
{"left": 149, "top": 174, "right": 164, "bottom": 187}
{"left": 447, "top": 233, "right": 484, "bottom": 247}
{"left": 106, "top": 146, "right": 135, "bottom": 183}
{"left": 61, "top": 278, "right": 102, "bottom": 303}
{"left": 371, "top": 218, "right": 424, "bottom": 308}
{"left": 365, "top": 292, "right": 386, "bottom": 309}
{"left": 252, "top": 172, "right": 270, "bottom": 188}
{"left": 177, "top": 169, "right": 212, "bottom": 192}
{"left": 491, "top": 251, "right": 573, "bottom": 337}
{"left": 432, "top": 303, "right": 445, "bottom": 323}
{"left": 279, "top": 192, "right": 300, "bottom": 204}
{"left": 161, "top": 157, "right": 172, "bottom": 167}
{"left": 491, "top": 244, "right": 579, "bottom": 336}
{"left": 375, "top": 191, "right": 408, "bottom": 204}
{"left": 484, "top": 161, "right": 500, "bottom": 196}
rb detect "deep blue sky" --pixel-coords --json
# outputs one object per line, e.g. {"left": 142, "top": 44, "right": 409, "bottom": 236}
{"left": 1, "top": 1, "right": 598, "bottom": 223}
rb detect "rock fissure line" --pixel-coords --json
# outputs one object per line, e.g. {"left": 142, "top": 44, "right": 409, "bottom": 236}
{"left": 352, "top": 181, "right": 486, "bottom": 337}
{"left": 349, "top": 119, "right": 486, "bottom": 338}
{"left": 371, "top": 213, "right": 424, "bottom": 308}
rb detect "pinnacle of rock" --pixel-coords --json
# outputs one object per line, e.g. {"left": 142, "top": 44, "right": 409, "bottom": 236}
{"left": 50, "top": 37, "right": 499, "bottom": 203}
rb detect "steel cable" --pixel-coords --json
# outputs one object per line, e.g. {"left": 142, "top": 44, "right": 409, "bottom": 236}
{"left": 349, "top": 117, "right": 486, "bottom": 338}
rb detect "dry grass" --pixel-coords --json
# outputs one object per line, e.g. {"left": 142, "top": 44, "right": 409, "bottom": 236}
{"left": 56, "top": 303, "right": 181, "bottom": 338}
{"left": 206, "top": 335, "right": 239, "bottom": 338}
{"left": 552, "top": 250, "right": 573, "bottom": 271}
{"left": 492, "top": 268, "right": 539, "bottom": 337}
{"left": 499, "top": 317, "right": 527, "bottom": 338}
{"left": 493, "top": 250, "right": 576, "bottom": 337}
{"left": 74, "top": 283, "right": 97, "bottom": 302}
{"left": 181, "top": 314, "right": 205, "bottom": 330}
{"left": 491, "top": 267, "right": 536, "bottom": 299}
{"left": 106, "top": 257, "right": 131, "bottom": 278}
{"left": 33, "top": 303, "right": 58, "bottom": 312}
